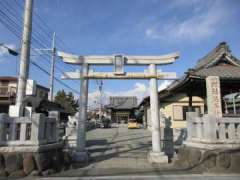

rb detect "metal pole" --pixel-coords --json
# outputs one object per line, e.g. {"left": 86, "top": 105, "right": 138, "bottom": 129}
{"left": 99, "top": 80, "right": 103, "bottom": 118}
{"left": 48, "top": 32, "right": 56, "bottom": 101}
{"left": 16, "top": 0, "right": 33, "bottom": 111}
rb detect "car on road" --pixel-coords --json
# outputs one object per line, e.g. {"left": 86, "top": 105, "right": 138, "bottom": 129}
{"left": 128, "top": 119, "right": 139, "bottom": 129}
{"left": 101, "top": 118, "right": 111, "bottom": 128}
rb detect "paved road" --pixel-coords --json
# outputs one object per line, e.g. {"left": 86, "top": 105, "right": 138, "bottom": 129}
{"left": 86, "top": 124, "right": 152, "bottom": 169}
{"left": 53, "top": 124, "right": 202, "bottom": 177}
{"left": 27, "top": 174, "right": 240, "bottom": 180}
{"left": 23, "top": 125, "right": 240, "bottom": 179}
{"left": 55, "top": 124, "right": 169, "bottom": 177}
{"left": 52, "top": 124, "right": 203, "bottom": 177}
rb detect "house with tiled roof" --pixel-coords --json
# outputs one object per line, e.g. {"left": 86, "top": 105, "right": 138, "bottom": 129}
{"left": 105, "top": 96, "right": 138, "bottom": 123}
{"left": 139, "top": 42, "right": 240, "bottom": 129}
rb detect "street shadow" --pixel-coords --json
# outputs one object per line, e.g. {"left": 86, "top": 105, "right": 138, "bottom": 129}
{"left": 88, "top": 141, "right": 151, "bottom": 163}
{"left": 99, "top": 131, "right": 146, "bottom": 139}
{"left": 87, "top": 146, "right": 117, "bottom": 153}
{"left": 162, "top": 117, "right": 174, "bottom": 159}
{"left": 107, "top": 135, "right": 151, "bottom": 145}
{"left": 86, "top": 139, "right": 108, "bottom": 147}
{"left": 174, "top": 128, "right": 187, "bottom": 146}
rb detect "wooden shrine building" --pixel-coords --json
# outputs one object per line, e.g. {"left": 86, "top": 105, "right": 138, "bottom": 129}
{"left": 140, "top": 42, "right": 240, "bottom": 129}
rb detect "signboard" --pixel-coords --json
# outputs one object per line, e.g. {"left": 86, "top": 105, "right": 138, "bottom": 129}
{"left": 26, "top": 79, "right": 36, "bottom": 96}
{"left": 114, "top": 55, "right": 124, "bottom": 75}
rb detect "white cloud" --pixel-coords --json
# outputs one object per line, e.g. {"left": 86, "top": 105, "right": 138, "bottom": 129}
{"left": 0, "top": 47, "right": 8, "bottom": 56}
{"left": 87, "top": 80, "right": 173, "bottom": 109}
{"left": 169, "top": 0, "right": 204, "bottom": 9}
{"left": 0, "top": 44, "right": 17, "bottom": 62}
{"left": 158, "top": 80, "right": 171, "bottom": 91}
{"left": 145, "top": 0, "right": 229, "bottom": 42}
{"left": 87, "top": 82, "right": 149, "bottom": 109}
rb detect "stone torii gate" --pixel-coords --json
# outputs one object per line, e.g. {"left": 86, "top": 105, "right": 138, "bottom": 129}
{"left": 58, "top": 51, "right": 180, "bottom": 163}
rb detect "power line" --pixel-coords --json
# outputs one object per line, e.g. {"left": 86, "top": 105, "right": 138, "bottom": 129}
{"left": 31, "top": 61, "right": 80, "bottom": 94}
{"left": 13, "top": 0, "right": 76, "bottom": 64}
{"left": 0, "top": 2, "right": 78, "bottom": 77}
{"left": 11, "top": 0, "right": 76, "bottom": 72}
{"left": 0, "top": 2, "right": 80, "bottom": 94}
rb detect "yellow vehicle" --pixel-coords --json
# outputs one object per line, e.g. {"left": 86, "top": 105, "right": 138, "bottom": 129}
{"left": 128, "top": 119, "right": 139, "bottom": 129}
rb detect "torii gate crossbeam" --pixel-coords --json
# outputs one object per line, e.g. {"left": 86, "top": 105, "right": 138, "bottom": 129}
{"left": 58, "top": 51, "right": 180, "bottom": 164}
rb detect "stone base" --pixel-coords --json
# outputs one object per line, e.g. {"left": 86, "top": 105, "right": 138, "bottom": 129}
{"left": 0, "top": 148, "right": 65, "bottom": 177}
{"left": 174, "top": 146, "right": 240, "bottom": 173}
{"left": 147, "top": 151, "right": 168, "bottom": 164}
{"left": 0, "top": 142, "right": 63, "bottom": 153}
{"left": 73, "top": 150, "right": 89, "bottom": 163}
{"left": 184, "top": 141, "right": 240, "bottom": 150}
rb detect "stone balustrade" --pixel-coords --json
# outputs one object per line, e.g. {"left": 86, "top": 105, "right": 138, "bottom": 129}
{"left": 184, "top": 112, "right": 240, "bottom": 149}
{"left": 0, "top": 113, "right": 57, "bottom": 147}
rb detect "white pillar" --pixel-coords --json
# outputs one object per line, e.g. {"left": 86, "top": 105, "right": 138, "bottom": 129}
{"left": 48, "top": 32, "right": 56, "bottom": 102}
{"left": 75, "top": 63, "right": 89, "bottom": 162}
{"left": 149, "top": 64, "right": 161, "bottom": 152}
{"left": 16, "top": 0, "right": 33, "bottom": 111}
{"left": 148, "top": 64, "right": 168, "bottom": 163}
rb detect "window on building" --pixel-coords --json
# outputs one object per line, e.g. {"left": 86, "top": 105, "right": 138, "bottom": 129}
{"left": 25, "top": 123, "right": 32, "bottom": 140}
{"left": 173, "top": 105, "right": 183, "bottom": 120}
{"left": 173, "top": 105, "right": 201, "bottom": 121}
{"left": 15, "top": 123, "right": 21, "bottom": 140}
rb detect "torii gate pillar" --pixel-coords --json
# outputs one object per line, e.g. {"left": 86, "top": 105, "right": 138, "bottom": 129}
{"left": 75, "top": 63, "right": 89, "bottom": 162}
{"left": 148, "top": 64, "right": 168, "bottom": 163}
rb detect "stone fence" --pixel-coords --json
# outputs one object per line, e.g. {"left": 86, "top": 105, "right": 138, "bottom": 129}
{"left": 0, "top": 113, "right": 57, "bottom": 147}
{"left": 184, "top": 112, "right": 240, "bottom": 149}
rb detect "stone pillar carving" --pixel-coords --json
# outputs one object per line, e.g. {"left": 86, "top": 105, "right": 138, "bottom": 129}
{"left": 206, "top": 76, "right": 222, "bottom": 117}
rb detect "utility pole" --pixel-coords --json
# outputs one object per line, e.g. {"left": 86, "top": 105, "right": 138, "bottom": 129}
{"left": 35, "top": 32, "right": 56, "bottom": 102}
{"left": 97, "top": 80, "right": 103, "bottom": 118}
{"left": 48, "top": 32, "right": 56, "bottom": 101}
{"left": 16, "top": 0, "right": 33, "bottom": 113}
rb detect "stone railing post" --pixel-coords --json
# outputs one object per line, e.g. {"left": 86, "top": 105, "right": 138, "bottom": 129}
{"left": 228, "top": 122, "right": 236, "bottom": 140}
{"left": 11, "top": 120, "right": 16, "bottom": 140}
{"left": 195, "top": 118, "right": 203, "bottom": 139}
{"left": 45, "top": 119, "right": 51, "bottom": 143}
{"left": 203, "top": 115, "right": 217, "bottom": 142}
{"left": 0, "top": 113, "right": 8, "bottom": 143}
{"left": 186, "top": 112, "right": 199, "bottom": 140}
{"left": 20, "top": 121, "right": 27, "bottom": 141}
{"left": 31, "top": 113, "right": 46, "bottom": 145}
{"left": 48, "top": 111, "right": 60, "bottom": 141}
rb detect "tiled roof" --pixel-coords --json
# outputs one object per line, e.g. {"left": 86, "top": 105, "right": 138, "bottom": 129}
{"left": 0, "top": 76, "right": 17, "bottom": 81}
{"left": 106, "top": 96, "right": 138, "bottom": 110}
{"left": 195, "top": 42, "right": 240, "bottom": 69}
{"left": 139, "top": 42, "right": 240, "bottom": 106}
{"left": 191, "top": 65, "right": 240, "bottom": 79}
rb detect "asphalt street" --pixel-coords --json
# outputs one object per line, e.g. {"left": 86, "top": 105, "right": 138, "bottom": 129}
{"left": 25, "top": 124, "right": 239, "bottom": 179}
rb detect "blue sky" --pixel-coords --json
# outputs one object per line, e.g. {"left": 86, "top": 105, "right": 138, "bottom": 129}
{"left": 0, "top": 0, "right": 240, "bottom": 107}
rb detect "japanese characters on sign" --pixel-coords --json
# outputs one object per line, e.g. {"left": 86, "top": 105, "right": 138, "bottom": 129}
{"left": 206, "top": 76, "right": 222, "bottom": 117}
